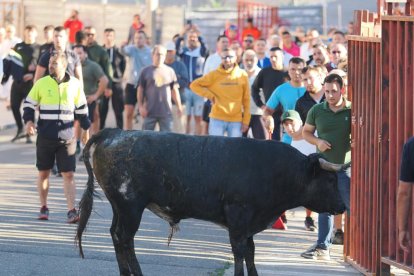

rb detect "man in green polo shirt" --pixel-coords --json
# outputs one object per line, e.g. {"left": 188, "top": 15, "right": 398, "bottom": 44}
{"left": 73, "top": 45, "right": 108, "bottom": 136}
{"left": 301, "top": 73, "right": 351, "bottom": 260}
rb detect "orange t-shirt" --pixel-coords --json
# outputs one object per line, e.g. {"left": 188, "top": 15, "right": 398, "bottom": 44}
{"left": 242, "top": 27, "right": 261, "bottom": 40}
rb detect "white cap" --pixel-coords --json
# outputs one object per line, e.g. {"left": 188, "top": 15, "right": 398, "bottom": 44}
{"left": 165, "top": 41, "right": 176, "bottom": 51}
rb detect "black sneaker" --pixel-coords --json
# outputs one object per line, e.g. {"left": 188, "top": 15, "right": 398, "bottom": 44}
{"left": 332, "top": 229, "right": 344, "bottom": 245}
{"left": 38, "top": 205, "right": 49, "bottom": 220}
{"left": 301, "top": 245, "right": 330, "bottom": 260}
{"left": 11, "top": 128, "right": 24, "bottom": 142}
{"left": 304, "top": 216, "right": 317, "bottom": 231}
{"left": 67, "top": 208, "right": 79, "bottom": 224}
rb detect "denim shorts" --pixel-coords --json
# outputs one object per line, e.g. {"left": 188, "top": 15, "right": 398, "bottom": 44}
{"left": 184, "top": 88, "right": 204, "bottom": 116}
{"left": 209, "top": 118, "right": 242, "bottom": 137}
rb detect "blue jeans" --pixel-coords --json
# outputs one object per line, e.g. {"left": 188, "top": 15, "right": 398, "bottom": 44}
{"left": 209, "top": 118, "right": 242, "bottom": 137}
{"left": 317, "top": 167, "right": 351, "bottom": 249}
{"left": 142, "top": 116, "right": 173, "bottom": 132}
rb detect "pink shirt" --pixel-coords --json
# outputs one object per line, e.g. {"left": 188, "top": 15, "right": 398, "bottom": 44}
{"left": 283, "top": 42, "right": 300, "bottom": 57}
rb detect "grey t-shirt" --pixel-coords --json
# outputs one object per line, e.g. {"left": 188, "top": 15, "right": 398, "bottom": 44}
{"left": 138, "top": 64, "right": 179, "bottom": 118}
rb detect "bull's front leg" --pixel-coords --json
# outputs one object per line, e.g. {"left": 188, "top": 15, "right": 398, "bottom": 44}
{"left": 245, "top": 236, "right": 258, "bottom": 276}
{"left": 229, "top": 235, "right": 247, "bottom": 276}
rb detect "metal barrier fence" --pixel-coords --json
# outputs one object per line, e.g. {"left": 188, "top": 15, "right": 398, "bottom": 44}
{"left": 380, "top": 14, "right": 414, "bottom": 274}
{"left": 345, "top": 1, "right": 414, "bottom": 275}
{"left": 237, "top": 0, "right": 278, "bottom": 39}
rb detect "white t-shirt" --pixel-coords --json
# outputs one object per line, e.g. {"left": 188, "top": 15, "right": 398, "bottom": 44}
{"left": 291, "top": 139, "right": 316, "bottom": 156}
{"left": 203, "top": 52, "right": 221, "bottom": 75}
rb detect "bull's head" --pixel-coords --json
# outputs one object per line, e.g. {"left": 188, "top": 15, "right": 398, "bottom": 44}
{"left": 302, "top": 154, "right": 348, "bottom": 215}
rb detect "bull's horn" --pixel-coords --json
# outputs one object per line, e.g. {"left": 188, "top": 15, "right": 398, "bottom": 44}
{"left": 318, "top": 158, "right": 343, "bottom": 172}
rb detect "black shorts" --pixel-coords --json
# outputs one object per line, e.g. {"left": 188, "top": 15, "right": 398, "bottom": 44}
{"left": 87, "top": 101, "right": 97, "bottom": 122}
{"left": 36, "top": 135, "right": 76, "bottom": 172}
{"left": 124, "top": 83, "right": 137, "bottom": 106}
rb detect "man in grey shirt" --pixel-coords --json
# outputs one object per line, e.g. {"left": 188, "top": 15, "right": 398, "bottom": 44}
{"left": 137, "top": 45, "right": 183, "bottom": 132}
{"left": 121, "top": 30, "right": 152, "bottom": 130}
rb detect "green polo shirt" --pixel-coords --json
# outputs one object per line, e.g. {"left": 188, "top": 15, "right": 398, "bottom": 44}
{"left": 81, "top": 58, "right": 105, "bottom": 96}
{"left": 306, "top": 99, "right": 351, "bottom": 164}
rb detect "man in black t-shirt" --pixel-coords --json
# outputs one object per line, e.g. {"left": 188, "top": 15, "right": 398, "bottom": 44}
{"left": 9, "top": 25, "right": 40, "bottom": 143}
{"left": 34, "top": 26, "right": 82, "bottom": 82}
{"left": 397, "top": 136, "right": 414, "bottom": 253}
{"left": 251, "top": 47, "right": 287, "bottom": 140}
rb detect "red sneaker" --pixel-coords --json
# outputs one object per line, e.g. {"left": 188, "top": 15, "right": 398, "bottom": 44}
{"left": 38, "top": 206, "right": 49, "bottom": 220}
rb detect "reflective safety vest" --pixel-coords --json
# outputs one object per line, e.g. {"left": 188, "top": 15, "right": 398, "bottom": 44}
{"left": 23, "top": 74, "right": 90, "bottom": 141}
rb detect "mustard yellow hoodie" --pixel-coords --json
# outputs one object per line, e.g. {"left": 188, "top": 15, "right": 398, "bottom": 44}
{"left": 190, "top": 64, "right": 251, "bottom": 125}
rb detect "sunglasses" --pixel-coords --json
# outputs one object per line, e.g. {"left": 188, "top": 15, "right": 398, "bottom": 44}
{"left": 86, "top": 33, "right": 95, "bottom": 37}
{"left": 332, "top": 50, "right": 341, "bottom": 54}
{"left": 244, "top": 40, "right": 253, "bottom": 43}
{"left": 222, "top": 55, "right": 235, "bottom": 59}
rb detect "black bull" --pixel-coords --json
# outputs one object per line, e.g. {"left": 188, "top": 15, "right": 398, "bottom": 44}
{"left": 76, "top": 128, "right": 347, "bottom": 276}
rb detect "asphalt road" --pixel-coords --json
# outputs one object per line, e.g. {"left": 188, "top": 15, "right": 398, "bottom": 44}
{"left": 0, "top": 127, "right": 362, "bottom": 276}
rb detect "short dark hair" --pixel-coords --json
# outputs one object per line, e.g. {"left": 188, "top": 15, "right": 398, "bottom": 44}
{"left": 289, "top": 57, "right": 305, "bottom": 65}
{"left": 54, "top": 26, "right": 65, "bottom": 33}
{"left": 247, "top": 17, "right": 253, "bottom": 23}
{"left": 136, "top": 30, "right": 147, "bottom": 38}
{"left": 73, "top": 44, "right": 87, "bottom": 52}
{"left": 324, "top": 73, "right": 344, "bottom": 89}
{"left": 44, "top": 25, "right": 54, "bottom": 32}
{"left": 334, "top": 31, "right": 345, "bottom": 37}
{"left": 104, "top": 28, "right": 115, "bottom": 33}
{"left": 269, "top": 47, "right": 283, "bottom": 53}
{"left": 217, "top": 34, "right": 228, "bottom": 42}
{"left": 24, "top": 25, "right": 37, "bottom": 32}
{"left": 302, "top": 66, "right": 319, "bottom": 75}
{"left": 75, "top": 30, "right": 86, "bottom": 44}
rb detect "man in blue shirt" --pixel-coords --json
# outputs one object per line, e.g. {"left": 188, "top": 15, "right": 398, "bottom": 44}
{"left": 263, "top": 57, "right": 306, "bottom": 143}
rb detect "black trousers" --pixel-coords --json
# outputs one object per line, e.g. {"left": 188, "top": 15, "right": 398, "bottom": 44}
{"left": 99, "top": 82, "right": 124, "bottom": 129}
{"left": 11, "top": 80, "right": 33, "bottom": 130}
{"left": 243, "top": 115, "right": 267, "bottom": 140}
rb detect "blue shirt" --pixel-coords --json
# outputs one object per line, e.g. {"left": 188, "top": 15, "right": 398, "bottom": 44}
{"left": 266, "top": 82, "right": 306, "bottom": 144}
{"left": 257, "top": 57, "right": 271, "bottom": 69}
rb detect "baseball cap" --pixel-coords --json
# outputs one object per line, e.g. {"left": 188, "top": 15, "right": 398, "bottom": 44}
{"left": 165, "top": 41, "right": 176, "bottom": 51}
{"left": 281, "top": 110, "right": 302, "bottom": 123}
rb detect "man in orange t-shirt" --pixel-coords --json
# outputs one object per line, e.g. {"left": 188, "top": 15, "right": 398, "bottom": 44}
{"left": 63, "top": 10, "right": 83, "bottom": 45}
{"left": 242, "top": 17, "right": 261, "bottom": 40}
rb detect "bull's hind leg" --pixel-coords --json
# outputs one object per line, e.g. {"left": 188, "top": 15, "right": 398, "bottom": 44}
{"left": 110, "top": 199, "right": 146, "bottom": 276}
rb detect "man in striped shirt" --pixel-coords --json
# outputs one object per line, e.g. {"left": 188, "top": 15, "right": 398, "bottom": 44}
{"left": 23, "top": 52, "right": 90, "bottom": 223}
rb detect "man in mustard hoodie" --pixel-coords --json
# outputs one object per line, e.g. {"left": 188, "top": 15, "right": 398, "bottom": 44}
{"left": 190, "top": 48, "right": 250, "bottom": 137}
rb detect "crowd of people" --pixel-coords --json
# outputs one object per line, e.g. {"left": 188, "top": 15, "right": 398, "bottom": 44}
{"left": 2, "top": 9, "right": 409, "bottom": 261}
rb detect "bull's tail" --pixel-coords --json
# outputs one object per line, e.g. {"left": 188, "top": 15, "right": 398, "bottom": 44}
{"left": 75, "top": 131, "right": 105, "bottom": 258}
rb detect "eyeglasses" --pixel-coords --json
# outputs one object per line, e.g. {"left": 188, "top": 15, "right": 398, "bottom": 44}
{"left": 332, "top": 50, "right": 341, "bottom": 54}
{"left": 243, "top": 40, "right": 253, "bottom": 43}
{"left": 222, "top": 55, "right": 235, "bottom": 60}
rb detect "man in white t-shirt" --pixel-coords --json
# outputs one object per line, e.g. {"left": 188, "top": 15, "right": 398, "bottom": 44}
{"left": 282, "top": 110, "right": 315, "bottom": 156}
{"left": 282, "top": 109, "right": 317, "bottom": 231}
